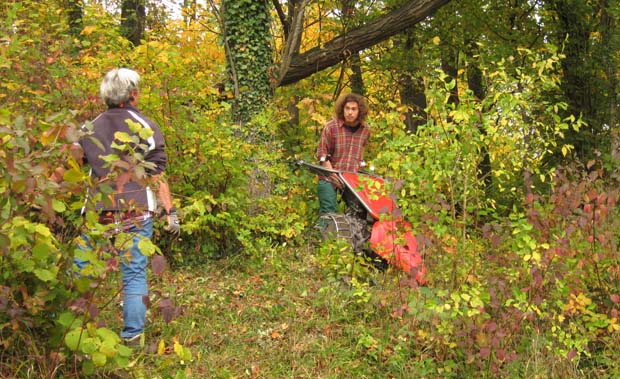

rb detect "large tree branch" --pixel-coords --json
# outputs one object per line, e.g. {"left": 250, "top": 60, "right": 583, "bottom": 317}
{"left": 276, "top": 0, "right": 451, "bottom": 87}
{"left": 274, "top": 0, "right": 311, "bottom": 87}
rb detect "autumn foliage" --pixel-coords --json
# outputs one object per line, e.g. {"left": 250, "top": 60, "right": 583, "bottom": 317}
{"left": 1, "top": 0, "right": 620, "bottom": 378}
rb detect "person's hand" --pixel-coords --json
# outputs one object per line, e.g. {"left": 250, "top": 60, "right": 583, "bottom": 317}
{"left": 164, "top": 207, "right": 180, "bottom": 235}
{"left": 328, "top": 173, "right": 344, "bottom": 189}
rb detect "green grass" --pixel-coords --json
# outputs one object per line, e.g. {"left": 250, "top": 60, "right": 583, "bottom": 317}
{"left": 78, "top": 237, "right": 617, "bottom": 379}
{"left": 124, "top": 242, "right": 434, "bottom": 379}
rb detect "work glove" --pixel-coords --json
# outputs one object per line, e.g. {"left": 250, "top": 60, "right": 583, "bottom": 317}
{"left": 328, "top": 173, "right": 344, "bottom": 189}
{"left": 163, "top": 207, "right": 181, "bottom": 235}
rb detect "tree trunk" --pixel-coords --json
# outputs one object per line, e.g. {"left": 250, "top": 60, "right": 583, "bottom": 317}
{"left": 65, "top": 0, "right": 82, "bottom": 37}
{"left": 546, "top": 0, "right": 620, "bottom": 161}
{"left": 222, "top": 0, "right": 272, "bottom": 124}
{"left": 341, "top": 0, "right": 364, "bottom": 96}
{"left": 396, "top": 31, "right": 426, "bottom": 134}
{"left": 121, "top": 0, "right": 146, "bottom": 46}
{"left": 277, "top": 0, "right": 451, "bottom": 87}
{"left": 349, "top": 51, "right": 365, "bottom": 96}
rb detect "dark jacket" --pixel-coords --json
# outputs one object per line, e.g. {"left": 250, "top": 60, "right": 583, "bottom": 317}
{"left": 79, "top": 105, "right": 166, "bottom": 212}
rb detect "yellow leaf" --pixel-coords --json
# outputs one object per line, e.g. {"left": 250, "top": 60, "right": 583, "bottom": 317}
{"left": 40, "top": 124, "right": 66, "bottom": 146}
{"left": 82, "top": 26, "right": 96, "bottom": 35}
{"left": 174, "top": 341, "right": 183, "bottom": 356}
{"left": 157, "top": 339, "right": 166, "bottom": 355}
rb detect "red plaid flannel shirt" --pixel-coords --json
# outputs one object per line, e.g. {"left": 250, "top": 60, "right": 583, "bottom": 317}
{"left": 316, "top": 118, "right": 370, "bottom": 175}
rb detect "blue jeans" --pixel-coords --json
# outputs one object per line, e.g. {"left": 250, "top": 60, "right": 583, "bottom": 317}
{"left": 75, "top": 218, "right": 153, "bottom": 339}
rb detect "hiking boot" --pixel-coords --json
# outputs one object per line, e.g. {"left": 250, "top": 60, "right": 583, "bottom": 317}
{"left": 122, "top": 333, "right": 143, "bottom": 347}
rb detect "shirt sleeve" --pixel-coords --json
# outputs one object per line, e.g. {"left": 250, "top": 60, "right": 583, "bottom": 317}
{"left": 316, "top": 122, "right": 333, "bottom": 162}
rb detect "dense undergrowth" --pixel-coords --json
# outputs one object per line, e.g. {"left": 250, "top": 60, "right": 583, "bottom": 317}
{"left": 1, "top": 1, "right": 620, "bottom": 378}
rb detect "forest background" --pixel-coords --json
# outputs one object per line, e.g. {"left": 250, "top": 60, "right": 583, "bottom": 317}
{"left": 2, "top": 0, "right": 620, "bottom": 378}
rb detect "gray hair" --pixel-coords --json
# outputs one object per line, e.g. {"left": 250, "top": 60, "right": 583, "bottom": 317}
{"left": 100, "top": 68, "right": 140, "bottom": 107}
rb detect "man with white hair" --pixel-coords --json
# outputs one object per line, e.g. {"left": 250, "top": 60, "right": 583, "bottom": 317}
{"left": 72, "top": 68, "right": 179, "bottom": 346}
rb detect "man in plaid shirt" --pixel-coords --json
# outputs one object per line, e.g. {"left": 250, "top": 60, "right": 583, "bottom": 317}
{"left": 316, "top": 93, "right": 371, "bottom": 219}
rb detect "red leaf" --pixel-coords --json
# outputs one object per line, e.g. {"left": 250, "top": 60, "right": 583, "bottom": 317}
{"left": 479, "top": 347, "right": 491, "bottom": 359}
{"left": 89, "top": 304, "right": 99, "bottom": 318}
{"left": 142, "top": 295, "right": 151, "bottom": 309}
{"left": 106, "top": 257, "right": 118, "bottom": 272}
{"left": 611, "top": 294, "right": 620, "bottom": 304}
{"left": 159, "top": 298, "right": 175, "bottom": 324}
{"left": 485, "top": 321, "right": 497, "bottom": 333}
{"left": 152, "top": 255, "right": 167, "bottom": 276}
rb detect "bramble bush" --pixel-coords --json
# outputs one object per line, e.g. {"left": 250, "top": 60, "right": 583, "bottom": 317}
{"left": 362, "top": 46, "right": 620, "bottom": 377}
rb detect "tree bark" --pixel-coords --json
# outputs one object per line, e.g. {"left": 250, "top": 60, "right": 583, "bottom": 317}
{"left": 121, "top": 0, "right": 146, "bottom": 46}
{"left": 65, "top": 0, "right": 83, "bottom": 37}
{"left": 277, "top": 0, "right": 451, "bottom": 87}
{"left": 341, "top": 0, "right": 364, "bottom": 96}
{"left": 349, "top": 51, "right": 364, "bottom": 96}
{"left": 274, "top": 0, "right": 310, "bottom": 86}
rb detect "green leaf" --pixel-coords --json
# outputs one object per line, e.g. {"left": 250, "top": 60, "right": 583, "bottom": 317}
{"left": 52, "top": 199, "right": 66, "bottom": 212}
{"left": 99, "top": 153, "right": 120, "bottom": 163}
{"left": 65, "top": 328, "right": 84, "bottom": 351}
{"left": 34, "top": 268, "right": 57, "bottom": 282}
{"left": 138, "top": 127, "right": 154, "bottom": 140}
{"left": 57, "top": 312, "right": 80, "bottom": 328}
{"left": 97, "top": 327, "right": 120, "bottom": 344}
{"left": 137, "top": 238, "right": 159, "bottom": 257}
{"left": 64, "top": 167, "right": 86, "bottom": 182}
{"left": 116, "top": 344, "right": 133, "bottom": 357}
{"left": 32, "top": 242, "right": 49, "bottom": 261}
{"left": 16, "top": 254, "right": 35, "bottom": 273}
{"left": 92, "top": 351, "right": 107, "bottom": 367}
{"left": 114, "top": 355, "right": 130, "bottom": 368}
{"left": 87, "top": 135, "right": 105, "bottom": 151}
{"left": 81, "top": 337, "right": 98, "bottom": 354}
{"left": 114, "top": 131, "right": 134, "bottom": 143}
{"left": 99, "top": 339, "right": 118, "bottom": 358}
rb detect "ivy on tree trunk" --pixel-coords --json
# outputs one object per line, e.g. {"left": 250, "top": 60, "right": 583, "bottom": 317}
{"left": 222, "top": 0, "right": 272, "bottom": 124}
